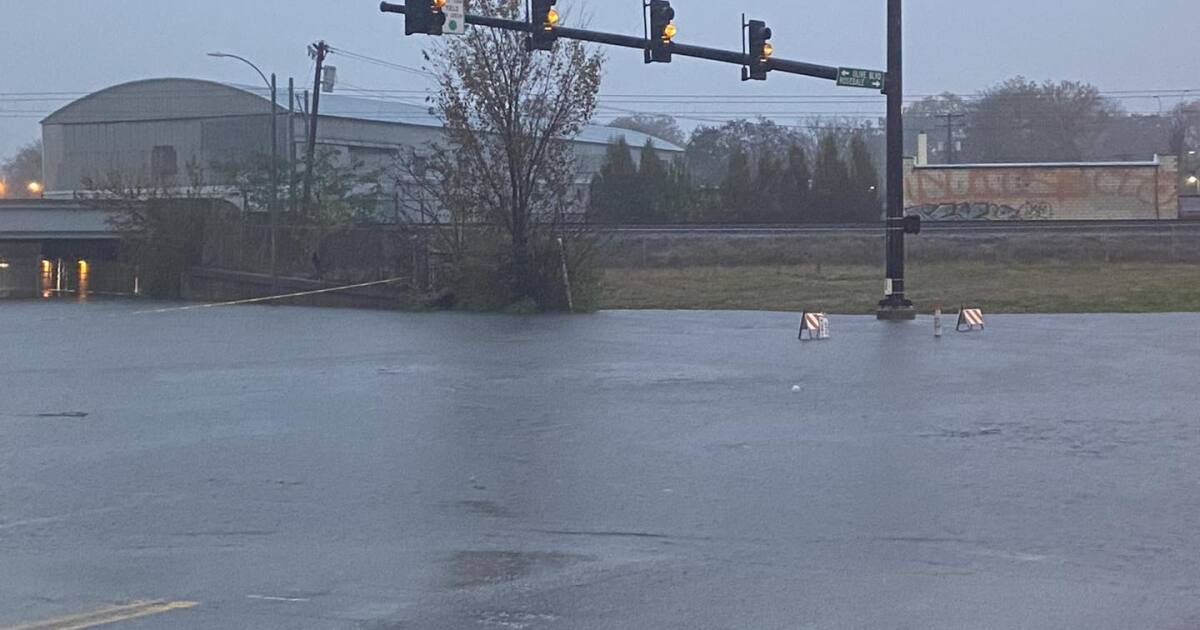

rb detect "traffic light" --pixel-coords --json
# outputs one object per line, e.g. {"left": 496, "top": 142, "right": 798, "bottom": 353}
{"left": 903, "top": 215, "right": 922, "bottom": 235}
{"left": 645, "top": 0, "right": 676, "bottom": 64}
{"left": 742, "top": 19, "right": 773, "bottom": 81}
{"left": 400, "top": 0, "right": 447, "bottom": 36}
{"left": 526, "top": 0, "right": 559, "bottom": 51}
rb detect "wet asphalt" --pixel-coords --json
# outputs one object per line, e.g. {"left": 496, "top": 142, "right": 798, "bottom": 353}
{"left": 1, "top": 301, "right": 1198, "bottom": 629}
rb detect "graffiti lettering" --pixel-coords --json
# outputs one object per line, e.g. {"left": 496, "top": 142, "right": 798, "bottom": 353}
{"left": 904, "top": 163, "right": 1178, "bottom": 220}
{"left": 907, "top": 201, "right": 1054, "bottom": 222}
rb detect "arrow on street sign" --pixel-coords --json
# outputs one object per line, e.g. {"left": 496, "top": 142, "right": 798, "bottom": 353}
{"left": 444, "top": 0, "right": 467, "bottom": 34}
{"left": 837, "top": 67, "right": 885, "bottom": 90}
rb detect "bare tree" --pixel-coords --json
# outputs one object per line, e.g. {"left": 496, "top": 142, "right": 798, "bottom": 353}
{"left": 77, "top": 162, "right": 237, "bottom": 297}
{"left": 211, "top": 149, "right": 383, "bottom": 227}
{"left": 965, "top": 78, "right": 1121, "bottom": 163}
{"left": 608, "top": 114, "right": 686, "bottom": 147}
{"left": 1, "top": 139, "right": 44, "bottom": 197}
{"left": 396, "top": 0, "right": 603, "bottom": 305}
{"left": 1167, "top": 100, "right": 1200, "bottom": 157}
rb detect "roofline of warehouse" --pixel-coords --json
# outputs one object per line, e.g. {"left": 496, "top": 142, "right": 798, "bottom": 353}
{"left": 41, "top": 77, "right": 685, "bottom": 153}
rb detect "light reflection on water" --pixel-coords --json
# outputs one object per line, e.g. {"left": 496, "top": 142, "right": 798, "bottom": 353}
{"left": 8, "top": 259, "right": 134, "bottom": 300}
{"left": 77, "top": 259, "right": 89, "bottom": 303}
{"left": 38, "top": 259, "right": 91, "bottom": 300}
{"left": 40, "top": 259, "right": 53, "bottom": 298}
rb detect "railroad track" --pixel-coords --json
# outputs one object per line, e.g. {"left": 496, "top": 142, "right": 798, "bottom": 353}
{"left": 595, "top": 220, "right": 1200, "bottom": 236}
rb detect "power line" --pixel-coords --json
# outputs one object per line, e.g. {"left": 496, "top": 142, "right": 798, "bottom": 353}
{"left": 0, "top": 86, "right": 1196, "bottom": 101}
{"left": 325, "top": 46, "right": 435, "bottom": 79}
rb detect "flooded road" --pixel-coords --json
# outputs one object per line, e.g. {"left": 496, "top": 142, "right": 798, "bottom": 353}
{"left": 1, "top": 301, "right": 1198, "bottom": 628}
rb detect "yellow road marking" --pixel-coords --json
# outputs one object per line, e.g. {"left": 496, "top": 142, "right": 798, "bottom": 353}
{"left": 1, "top": 600, "right": 197, "bottom": 630}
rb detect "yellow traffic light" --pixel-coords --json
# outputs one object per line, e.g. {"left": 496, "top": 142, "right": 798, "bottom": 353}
{"left": 433, "top": 0, "right": 447, "bottom": 7}
{"left": 545, "top": 8, "right": 559, "bottom": 27}
{"left": 663, "top": 22, "right": 677, "bottom": 41}
{"left": 762, "top": 42, "right": 774, "bottom": 59}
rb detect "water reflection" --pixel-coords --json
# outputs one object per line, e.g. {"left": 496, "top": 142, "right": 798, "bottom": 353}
{"left": 38, "top": 258, "right": 91, "bottom": 300}
{"left": 40, "top": 259, "right": 53, "bottom": 298}
{"left": 77, "top": 259, "right": 89, "bottom": 303}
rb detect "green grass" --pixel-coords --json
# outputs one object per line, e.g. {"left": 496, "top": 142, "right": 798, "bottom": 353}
{"left": 601, "top": 262, "right": 1200, "bottom": 313}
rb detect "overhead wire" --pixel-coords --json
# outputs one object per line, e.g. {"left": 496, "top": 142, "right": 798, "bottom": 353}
{"left": 325, "top": 46, "right": 435, "bottom": 79}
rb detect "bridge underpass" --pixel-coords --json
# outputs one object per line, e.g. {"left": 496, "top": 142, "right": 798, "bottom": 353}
{"left": 0, "top": 199, "right": 134, "bottom": 299}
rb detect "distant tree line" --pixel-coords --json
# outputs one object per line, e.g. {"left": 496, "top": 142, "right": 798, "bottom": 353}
{"left": 591, "top": 76, "right": 1200, "bottom": 224}
{"left": 900, "top": 77, "right": 1199, "bottom": 164}
{"left": 589, "top": 128, "right": 882, "bottom": 225}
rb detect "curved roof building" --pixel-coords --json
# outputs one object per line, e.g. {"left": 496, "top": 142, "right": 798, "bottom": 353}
{"left": 41, "top": 78, "right": 681, "bottom": 197}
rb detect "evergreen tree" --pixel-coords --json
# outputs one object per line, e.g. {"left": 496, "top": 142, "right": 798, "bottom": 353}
{"left": 660, "top": 158, "right": 696, "bottom": 223}
{"left": 810, "top": 133, "right": 850, "bottom": 223}
{"left": 637, "top": 139, "right": 668, "bottom": 224}
{"left": 752, "top": 151, "right": 785, "bottom": 223}
{"left": 782, "top": 144, "right": 811, "bottom": 224}
{"left": 846, "top": 135, "right": 882, "bottom": 222}
{"left": 721, "top": 146, "right": 754, "bottom": 223}
{"left": 589, "top": 138, "right": 638, "bottom": 223}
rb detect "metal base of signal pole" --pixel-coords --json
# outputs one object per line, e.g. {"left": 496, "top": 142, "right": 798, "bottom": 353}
{"left": 876, "top": 0, "right": 916, "bottom": 322}
{"left": 877, "top": 300, "right": 916, "bottom": 320}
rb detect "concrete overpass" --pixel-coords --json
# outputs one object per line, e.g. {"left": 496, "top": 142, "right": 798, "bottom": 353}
{"left": 0, "top": 200, "right": 127, "bottom": 298}
{"left": 0, "top": 199, "right": 122, "bottom": 240}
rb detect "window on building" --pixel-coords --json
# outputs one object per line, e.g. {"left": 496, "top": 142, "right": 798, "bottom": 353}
{"left": 151, "top": 145, "right": 178, "bottom": 180}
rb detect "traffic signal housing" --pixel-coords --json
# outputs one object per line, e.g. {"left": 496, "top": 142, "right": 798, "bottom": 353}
{"left": 526, "top": 0, "right": 559, "bottom": 51}
{"left": 743, "top": 19, "right": 773, "bottom": 81}
{"left": 645, "top": 0, "right": 676, "bottom": 64}
{"left": 401, "top": 0, "right": 448, "bottom": 36}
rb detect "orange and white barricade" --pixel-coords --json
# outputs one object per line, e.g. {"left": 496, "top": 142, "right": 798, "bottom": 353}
{"left": 957, "top": 307, "right": 985, "bottom": 332}
{"left": 799, "top": 312, "right": 830, "bottom": 341}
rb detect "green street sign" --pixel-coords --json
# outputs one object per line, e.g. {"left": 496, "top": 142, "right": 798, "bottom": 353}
{"left": 444, "top": 0, "right": 466, "bottom": 35}
{"left": 837, "top": 67, "right": 885, "bottom": 90}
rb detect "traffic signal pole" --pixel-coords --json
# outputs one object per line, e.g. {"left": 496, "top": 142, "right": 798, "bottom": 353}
{"left": 380, "top": 1, "right": 916, "bottom": 320}
{"left": 380, "top": 2, "right": 839, "bottom": 81}
{"left": 876, "top": 0, "right": 915, "bottom": 319}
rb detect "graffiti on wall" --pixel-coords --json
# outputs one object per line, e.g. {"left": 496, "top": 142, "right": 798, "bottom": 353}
{"left": 909, "top": 201, "right": 1054, "bottom": 221}
{"left": 904, "top": 164, "right": 1177, "bottom": 220}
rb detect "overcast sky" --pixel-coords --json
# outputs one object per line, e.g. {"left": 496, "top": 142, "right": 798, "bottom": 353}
{"left": 3, "top": 0, "right": 1198, "bottom": 159}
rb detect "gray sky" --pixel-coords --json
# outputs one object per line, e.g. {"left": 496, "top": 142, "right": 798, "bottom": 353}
{"left": 3, "top": 0, "right": 1198, "bottom": 159}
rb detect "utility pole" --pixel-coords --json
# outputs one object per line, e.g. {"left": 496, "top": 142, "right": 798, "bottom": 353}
{"left": 288, "top": 77, "right": 297, "bottom": 215}
{"left": 941, "top": 112, "right": 964, "bottom": 164}
{"left": 877, "top": 0, "right": 915, "bottom": 320}
{"left": 302, "top": 41, "right": 328, "bottom": 216}
{"left": 269, "top": 72, "right": 279, "bottom": 292}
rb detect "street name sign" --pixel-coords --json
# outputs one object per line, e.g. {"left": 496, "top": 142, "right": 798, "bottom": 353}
{"left": 444, "top": 0, "right": 467, "bottom": 34}
{"left": 837, "top": 67, "right": 885, "bottom": 90}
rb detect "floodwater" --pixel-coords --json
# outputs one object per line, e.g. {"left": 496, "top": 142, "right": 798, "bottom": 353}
{"left": 1, "top": 301, "right": 1198, "bottom": 629}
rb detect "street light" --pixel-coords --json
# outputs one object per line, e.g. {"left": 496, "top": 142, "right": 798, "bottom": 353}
{"left": 27, "top": 181, "right": 43, "bottom": 197}
{"left": 1187, "top": 174, "right": 1200, "bottom": 193}
{"left": 208, "top": 52, "right": 280, "bottom": 291}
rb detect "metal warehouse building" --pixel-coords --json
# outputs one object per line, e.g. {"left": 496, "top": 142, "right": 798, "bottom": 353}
{"left": 40, "top": 78, "right": 682, "bottom": 213}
